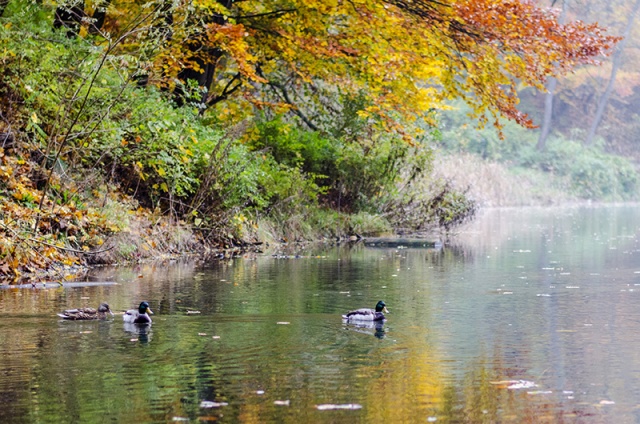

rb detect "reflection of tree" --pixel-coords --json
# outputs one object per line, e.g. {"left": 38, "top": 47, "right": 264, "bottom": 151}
{"left": 362, "top": 330, "right": 445, "bottom": 421}
{"left": 436, "top": 355, "right": 606, "bottom": 423}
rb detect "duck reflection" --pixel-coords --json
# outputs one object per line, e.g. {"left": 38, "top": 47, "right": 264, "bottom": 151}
{"left": 123, "top": 322, "right": 152, "bottom": 343}
{"left": 343, "top": 320, "right": 387, "bottom": 339}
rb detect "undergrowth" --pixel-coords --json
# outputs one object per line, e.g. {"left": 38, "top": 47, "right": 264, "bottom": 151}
{"left": 0, "top": 3, "right": 475, "bottom": 280}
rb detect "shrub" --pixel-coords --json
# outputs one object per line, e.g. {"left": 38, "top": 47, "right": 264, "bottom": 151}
{"left": 246, "top": 115, "right": 433, "bottom": 213}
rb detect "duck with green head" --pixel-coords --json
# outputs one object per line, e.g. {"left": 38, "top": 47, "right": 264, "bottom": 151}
{"left": 58, "top": 303, "right": 114, "bottom": 320}
{"left": 123, "top": 301, "right": 153, "bottom": 324}
{"left": 342, "top": 300, "right": 388, "bottom": 321}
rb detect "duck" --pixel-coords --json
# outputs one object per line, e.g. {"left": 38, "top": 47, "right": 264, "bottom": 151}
{"left": 342, "top": 300, "right": 388, "bottom": 321}
{"left": 57, "top": 303, "right": 114, "bottom": 320}
{"left": 123, "top": 301, "right": 153, "bottom": 324}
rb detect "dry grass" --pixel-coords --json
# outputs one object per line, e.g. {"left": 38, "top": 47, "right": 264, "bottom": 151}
{"left": 431, "top": 152, "right": 577, "bottom": 207}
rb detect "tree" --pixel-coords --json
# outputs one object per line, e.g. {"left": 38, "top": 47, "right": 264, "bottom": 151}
{"left": 141, "top": 0, "right": 618, "bottom": 139}
{"left": 537, "top": 0, "right": 567, "bottom": 151}
{"left": 585, "top": 0, "right": 640, "bottom": 146}
{"left": 53, "top": 0, "right": 112, "bottom": 37}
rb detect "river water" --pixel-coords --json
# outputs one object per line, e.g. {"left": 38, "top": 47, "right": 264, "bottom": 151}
{"left": 2, "top": 205, "right": 640, "bottom": 423}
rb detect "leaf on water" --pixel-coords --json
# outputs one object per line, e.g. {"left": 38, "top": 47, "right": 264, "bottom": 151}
{"left": 277, "top": 322, "right": 290, "bottom": 325}
{"left": 507, "top": 381, "right": 537, "bottom": 390}
{"left": 172, "top": 417, "right": 189, "bottom": 422}
{"left": 198, "top": 333, "right": 207, "bottom": 336}
{"left": 491, "top": 380, "right": 537, "bottom": 390}
{"left": 599, "top": 400, "right": 615, "bottom": 405}
{"left": 130, "top": 338, "right": 138, "bottom": 342}
{"left": 187, "top": 310, "right": 201, "bottom": 314}
{"left": 212, "top": 336, "right": 220, "bottom": 339}
{"left": 200, "top": 400, "right": 228, "bottom": 408}
{"left": 256, "top": 390, "right": 265, "bottom": 395}
{"left": 527, "top": 390, "right": 553, "bottom": 395}
{"left": 316, "top": 404, "right": 362, "bottom": 410}
{"left": 274, "top": 400, "right": 290, "bottom": 406}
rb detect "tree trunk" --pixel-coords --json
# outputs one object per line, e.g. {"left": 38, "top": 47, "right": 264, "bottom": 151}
{"left": 0, "top": 0, "right": 9, "bottom": 17}
{"left": 175, "top": 0, "right": 234, "bottom": 109}
{"left": 536, "top": 0, "right": 567, "bottom": 151}
{"left": 54, "top": 1, "right": 85, "bottom": 38}
{"left": 88, "top": 0, "right": 111, "bottom": 34}
{"left": 585, "top": 0, "right": 640, "bottom": 146}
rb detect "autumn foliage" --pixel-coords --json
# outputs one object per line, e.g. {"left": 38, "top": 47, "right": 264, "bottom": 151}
{"left": 0, "top": 0, "right": 620, "bottom": 278}
{"left": 141, "top": 0, "right": 619, "bottom": 133}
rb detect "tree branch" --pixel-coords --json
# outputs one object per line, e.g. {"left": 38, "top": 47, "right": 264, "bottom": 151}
{"left": 234, "top": 8, "right": 296, "bottom": 21}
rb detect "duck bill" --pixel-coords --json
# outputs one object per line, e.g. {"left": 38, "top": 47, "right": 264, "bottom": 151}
{"left": 147, "top": 308, "right": 154, "bottom": 315}
{"left": 383, "top": 307, "right": 389, "bottom": 313}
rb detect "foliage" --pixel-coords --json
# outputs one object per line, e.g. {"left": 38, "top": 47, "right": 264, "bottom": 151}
{"left": 386, "top": 178, "right": 478, "bottom": 234}
{"left": 0, "top": 148, "right": 113, "bottom": 277}
{"left": 521, "top": 0, "right": 640, "bottom": 156}
{"left": 438, "top": 104, "right": 639, "bottom": 200}
{"left": 245, "top": 113, "right": 433, "bottom": 213}
{"left": 87, "top": 0, "right": 620, "bottom": 139}
{"left": 0, "top": 0, "right": 625, "bottom": 278}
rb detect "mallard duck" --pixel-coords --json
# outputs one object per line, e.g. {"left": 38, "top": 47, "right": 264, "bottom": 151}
{"left": 123, "top": 301, "right": 153, "bottom": 324}
{"left": 342, "top": 300, "right": 388, "bottom": 321}
{"left": 57, "top": 303, "right": 114, "bottom": 320}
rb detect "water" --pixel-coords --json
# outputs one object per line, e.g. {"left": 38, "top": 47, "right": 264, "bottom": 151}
{"left": 2, "top": 205, "right": 640, "bottom": 423}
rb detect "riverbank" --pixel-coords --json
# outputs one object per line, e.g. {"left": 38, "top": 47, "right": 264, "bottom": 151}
{"left": 0, "top": 148, "right": 608, "bottom": 284}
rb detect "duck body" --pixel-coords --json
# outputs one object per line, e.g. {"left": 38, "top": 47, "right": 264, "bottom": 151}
{"left": 342, "top": 300, "right": 388, "bottom": 321}
{"left": 58, "top": 303, "right": 114, "bottom": 320}
{"left": 123, "top": 301, "right": 153, "bottom": 324}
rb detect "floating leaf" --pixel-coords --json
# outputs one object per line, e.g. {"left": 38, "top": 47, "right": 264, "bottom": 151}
{"left": 200, "top": 401, "right": 228, "bottom": 408}
{"left": 316, "top": 404, "right": 362, "bottom": 410}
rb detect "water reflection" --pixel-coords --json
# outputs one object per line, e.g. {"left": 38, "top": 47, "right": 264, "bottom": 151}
{"left": 342, "top": 320, "right": 387, "bottom": 339}
{"left": 1, "top": 205, "right": 640, "bottom": 422}
{"left": 123, "top": 322, "right": 153, "bottom": 343}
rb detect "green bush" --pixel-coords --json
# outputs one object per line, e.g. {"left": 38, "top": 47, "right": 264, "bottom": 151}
{"left": 540, "top": 138, "right": 638, "bottom": 199}
{"left": 247, "top": 114, "right": 432, "bottom": 213}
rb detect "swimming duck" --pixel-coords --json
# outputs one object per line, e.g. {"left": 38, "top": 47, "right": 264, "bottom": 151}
{"left": 57, "top": 303, "right": 114, "bottom": 320}
{"left": 123, "top": 301, "right": 153, "bottom": 324}
{"left": 342, "top": 300, "right": 388, "bottom": 321}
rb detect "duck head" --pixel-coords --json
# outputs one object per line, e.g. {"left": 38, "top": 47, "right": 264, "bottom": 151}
{"left": 98, "top": 303, "right": 115, "bottom": 316}
{"left": 138, "top": 301, "right": 153, "bottom": 315}
{"left": 375, "top": 300, "right": 389, "bottom": 313}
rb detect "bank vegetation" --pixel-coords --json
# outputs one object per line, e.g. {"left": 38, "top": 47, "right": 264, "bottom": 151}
{"left": 0, "top": 1, "right": 625, "bottom": 280}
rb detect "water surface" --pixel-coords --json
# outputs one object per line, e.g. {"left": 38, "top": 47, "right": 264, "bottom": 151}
{"left": 2, "top": 205, "right": 640, "bottom": 423}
